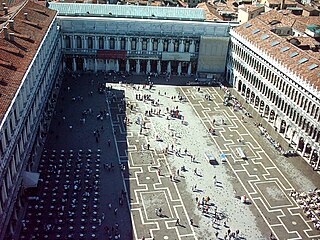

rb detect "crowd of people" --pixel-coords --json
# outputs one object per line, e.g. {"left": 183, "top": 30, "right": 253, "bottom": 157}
{"left": 290, "top": 189, "right": 320, "bottom": 230}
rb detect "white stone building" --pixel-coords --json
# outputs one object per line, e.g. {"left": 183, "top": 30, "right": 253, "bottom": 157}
{"left": 49, "top": 3, "right": 234, "bottom": 78}
{"left": 227, "top": 10, "right": 320, "bottom": 169}
{"left": 0, "top": 2, "right": 62, "bottom": 238}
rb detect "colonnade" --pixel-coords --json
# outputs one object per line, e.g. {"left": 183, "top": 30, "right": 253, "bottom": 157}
{"left": 227, "top": 33, "right": 320, "bottom": 170}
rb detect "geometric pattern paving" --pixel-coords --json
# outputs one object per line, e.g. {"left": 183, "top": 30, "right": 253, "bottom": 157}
{"left": 108, "top": 86, "right": 196, "bottom": 240}
{"left": 181, "top": 86, "right": 320, "bottom": 240}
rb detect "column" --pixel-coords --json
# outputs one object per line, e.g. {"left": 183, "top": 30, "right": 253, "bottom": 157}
{"left": 136, "top": 60, "right": 140, "bottom": 74}
{"left": 187, "top": 62, "right": 191, "bottom": 76}
{"left": 126, "top": 59, "right": 130, "bottom": 73}
{"left": 168, "top": 40, "right": 174, "bottom": 52}
{"left": 105, "top": 60, "right": 109, "bottom": 72}
{"left": 116, "top": 37, "right": 120, "bottom": 50}
{"left": 137, "top": 38, "right": 142, "bottom": 52}
{"left": 94, "top": 58, "right": 97, "bottom": 73}
{"left": 157, "top": 60, "right": 161, "bottom": 74}
{"left": 158, "top": 39, "right": 163, "bottom": 52}
{"left": 72, "top": 35, "right": 76, "bottom": 49}
{"left": 63, "top": 59, "right": 66, "bottom": 70}
{"left": 94, "top": 36, "right": 98, "bottom": 49}
{"left": 106, "top": 37, "right": 110, "bottom": 50}
{"left": 62, "top": 35, "right": 66, "bottom": 48}
{"left": 83, "top": 58, "right": 87, "bottom": 71}
{"left": 302, "top": 142, "right": 308, "bottom": 156}
{"left": 309, "top": 148, "right": 314, "bottom": 163}
{"left": 146, "top": 60, "right": 151, "bottom": 74}
{"left": 115, "top": 59, "right": 119, "bottom": 72}
{"left": 147, "top": 39, "right": 153, "bottom": 52}
{"left": 290, "top": 131, "right": 295, "bottom": 145}
{"left": 83, "top": 36, "right": 88, "bottom": 49}
{"left": 81, "top": 36, "right": 85, "bottom": 49}
{"left": 167, "top": 61, "right": 171, "bottom": 74}
{"left": 179, "top": 40, "right": 185, "bottom": 52}
{"left": 126, "top": 38, "right": 131, "bottom": 51}
{"left": 72, "top": 57, "right": 77, "bottom": 72}
{"left": 315, "top": 157, "right": 320, "bottom": 170}
{"left": 189, "top": 40, "right": 195, "bottom": 53}
{"left": 177, "top": 62, "right": 181, "bottom": 75}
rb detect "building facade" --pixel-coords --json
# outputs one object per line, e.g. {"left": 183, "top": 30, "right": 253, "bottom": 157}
{"left": 227, "top": 10, "right": 320, "bottom": 169}
{"left": 0, "top": 2, "right": 62, "bottom": 239}
{"left": 49, "top": 3, "right": 234, "bottom": 78}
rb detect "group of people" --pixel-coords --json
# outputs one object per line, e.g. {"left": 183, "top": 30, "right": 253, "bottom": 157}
{"left": 290, "top": 189, "right": 320, "bottom": 230}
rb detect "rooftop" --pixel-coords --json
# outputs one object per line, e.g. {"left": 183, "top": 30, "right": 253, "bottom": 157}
{"left": 48, "top": 2, "right": 206, "bottom": 21}
{"left": 233, "top": 10, "right": 320, "bottom": 89}
{"left": 0, "top": 1, "right": 56, "bottom": 123}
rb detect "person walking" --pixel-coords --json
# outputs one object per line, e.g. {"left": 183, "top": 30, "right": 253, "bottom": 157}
{"left": 190, "top": 219, "right": 193, "bottom": 226}
{"left": 175, "top": 218, "right": 180, "bottom": 226}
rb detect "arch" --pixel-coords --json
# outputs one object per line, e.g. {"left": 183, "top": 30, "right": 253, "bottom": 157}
{"left": 260, "top": 100, "right": 265, "bottom": 113}
{"left": 269, "top": 109, "right": 275, "bottom": 122}
{"left": 237, "top": 79, "right": 242, "bottom": 92}
{"left": 280, "top": 120, "right": 287, "bottom": 134}
{"left": 309, "top": 125, "right": 314, "bottom": 136}
{"left": 297, "top": 137, "right": 305, "bottom": 151}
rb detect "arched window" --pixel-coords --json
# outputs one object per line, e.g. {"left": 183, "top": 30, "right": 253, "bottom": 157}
{"left": 77, "top": 36, "right": 82, "bottom": 48}
{"left": 88, "top": 37, "right": 93, "bottom": 49}
{"left": 99, "top": 37, "right": 104, "bottom": 49}
{"left": 65, "top": 36, "right": 71, "bottom": 48}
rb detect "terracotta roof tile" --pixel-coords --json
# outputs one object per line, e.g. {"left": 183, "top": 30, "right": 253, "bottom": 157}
{"left": 0, "top": 1, "right": 56, "bottom": 123}
{"left": 233, "top": 10, "right": 320, "bottom": 89}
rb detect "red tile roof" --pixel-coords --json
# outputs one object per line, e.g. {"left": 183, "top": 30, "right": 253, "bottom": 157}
{"left": 0, "top": 1, "right": 56, "bottom": 123}
{"left": 233, "top": 10, "right": 320, "bottom": 89}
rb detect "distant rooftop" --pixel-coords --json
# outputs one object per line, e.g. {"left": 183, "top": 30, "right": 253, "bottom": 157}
{"left": 48, "top": 2, "right": 206, "bottom": 21}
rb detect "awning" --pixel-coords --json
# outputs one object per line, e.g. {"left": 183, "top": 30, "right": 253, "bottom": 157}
{"left": 23, "top": 171, "right": 40, "bottom": 188}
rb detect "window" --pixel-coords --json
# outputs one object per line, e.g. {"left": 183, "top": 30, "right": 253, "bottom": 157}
{"left": 308, "top": 63, "right": 318, "bottom": 70}
{"left": 131, "top": 39, "right": 136, "bottom": 50}
{"left": 174, "top": 41, "right": 179, "bottom": 52}
{"left": 298, "top": 57, "right": 308, "bottom": 64}
{"left": 280, "top": 46, "right": 290, "bottom": 52}
{"left": 195, "top": 41, "right": 200, "bottom": 52}
{"left": 252, "top": 29, "right": 260, "bottom": 34}
{"left": 65, "top": 36, "right": 71, "bottom": 48}
{"left": 120, "top": 38, "right": 125, "bottom": 50}
{"left": 153, "top": 40, "right": 158, "bottom": 51}
{"left": 0, "top": 139, "right": 3, "bottom": 156}
{"left": 99, "top": 37, "right": 104, "bottom": 49}
{"left": 163, "top": 40, "right": 168, "bottom": 51}
{"left": 142, "top": 39, "right": 147, "bottom": 50}
{"left": 76, "top": 36, "right": 82, "bottom": 48}
{"left": 185, "top": 40, "right": 190, "bottom": 52}
{"left": 109, "top": 38, "right": 114, "bottom": 49}
{"left": 289, "top": 51, "right": 298, "bottom": 58}
{"left": 88, "top": 37, "right": 93, "bottom": 49}
{"left": 270, "top": 41, "right": 280, "bottom": 46}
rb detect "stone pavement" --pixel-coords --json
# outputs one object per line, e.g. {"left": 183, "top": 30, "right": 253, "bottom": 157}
{"left": 20, "top": 72, "right": 320, "bottom": 240}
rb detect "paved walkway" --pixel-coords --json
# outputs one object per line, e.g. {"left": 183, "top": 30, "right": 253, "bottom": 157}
{"left": 20, "top": 73, "right": 320, "bottom": 240}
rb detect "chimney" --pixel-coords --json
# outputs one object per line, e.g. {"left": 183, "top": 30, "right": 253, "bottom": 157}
{"left": 3, "top": 26, "right": 8, "bottom": 40}
{"left": 8, "top": 20, "right": 14, "bottom": 29}
{"left": 24, "top": 12, "right": 28, "bottom": 20}
{"left": 4, "top": 6, "right": 8, "bottom": 15}
{"left": 9, "top": 32, "right": 14, "bottom": 42}
{"left": 280, "top": 0, "right": 285, "bottom": 10}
